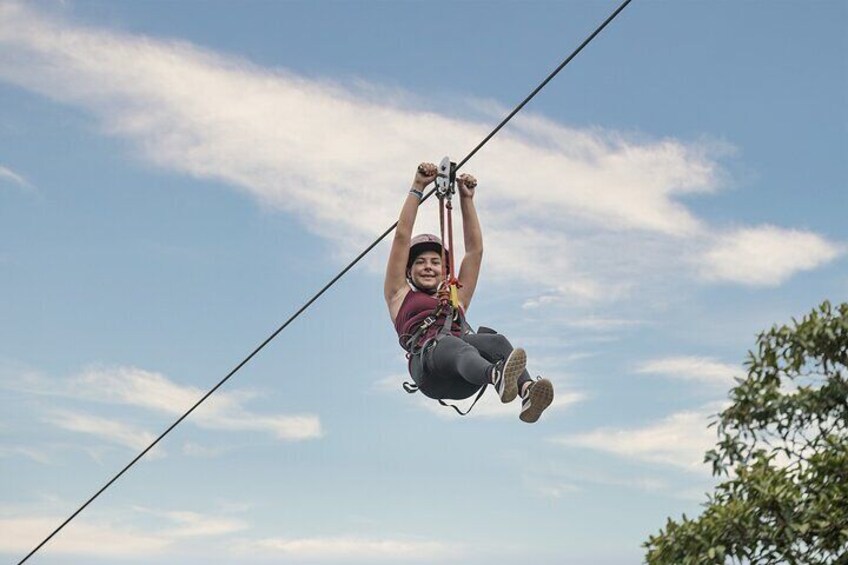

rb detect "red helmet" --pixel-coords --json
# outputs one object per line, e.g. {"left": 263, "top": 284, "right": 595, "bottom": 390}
{"left": 407, "top": 233, "right": 449, "bottom": 269}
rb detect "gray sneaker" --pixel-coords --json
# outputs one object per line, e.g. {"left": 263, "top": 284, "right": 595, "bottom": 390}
{"left": 490, "top": 348, "right": 526, "bottom": 403}
{"left": 520, "top": 378, "right": 554, "bottom": 423}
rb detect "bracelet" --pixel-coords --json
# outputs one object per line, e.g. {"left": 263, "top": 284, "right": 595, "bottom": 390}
{"left": 409, "top": 189, "right": 423, "bottom": 200}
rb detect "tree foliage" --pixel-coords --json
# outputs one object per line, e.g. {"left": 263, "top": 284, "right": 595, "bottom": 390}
{"left": 644, "top": 301, "right": 848, "bottom": 564}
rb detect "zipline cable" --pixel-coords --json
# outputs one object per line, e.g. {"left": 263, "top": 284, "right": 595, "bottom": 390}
{"left": 19, "top": 1, "right": 633, "bottom": 562}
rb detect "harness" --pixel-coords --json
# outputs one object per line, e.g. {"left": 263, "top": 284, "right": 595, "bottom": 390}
{"left": 401, "top": 157, "right": 486, "bottom": 416}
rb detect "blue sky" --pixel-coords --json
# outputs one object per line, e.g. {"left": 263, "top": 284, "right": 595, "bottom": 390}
{"left": 0, "top": 1, "right": 845, "bottom": 563}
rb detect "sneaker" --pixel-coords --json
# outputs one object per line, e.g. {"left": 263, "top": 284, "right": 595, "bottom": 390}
{"left": 490, "top": 348, "right": 526, "bottom": 403}
{"left": 519, "top": 378, "right": 554, "bottom": 423}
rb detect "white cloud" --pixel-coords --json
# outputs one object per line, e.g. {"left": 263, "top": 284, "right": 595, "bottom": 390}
{"left": 73, "top": 366, "right": 323, "bottom": 441}
{"left": 636, "top": 356, "right": 739, "bottom": 385}
{"left": 0, "top": 2, "right": 839, "bottom": 314}
{"left": 42, "top": 410, "right": 161, "bottom": 454}
{"left": 132, "top": 507, "right": 248, "bottom": 538}
{"left": 0, "top": 516, "right": 170, "bottom": 557}
{"left": 0, "top": 2, "right": 741, "bottom": 307}
{"left": 552, "top": 405, "right": 723, "bottom": 473}
{"left": 0, "top": 506, "right": 250, "bottom": 559}
{"left": 11, "top": 365, "right": 322, "bottom": 442}
{"left": 699, "top": 225, "right": 843, "bottom": 286}
{"left": 240, "top": 535, "right": 458, "bottom": 561}
{"left": 531, "top": 474, "right": 667, "bottom": 500}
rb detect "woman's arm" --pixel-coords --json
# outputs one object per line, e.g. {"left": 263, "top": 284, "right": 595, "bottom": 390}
{"left": 384, "top": 163, "right": 437, "bottom": 310}
{"left": 456, "top": 173, "right": 483, "bottom": 309}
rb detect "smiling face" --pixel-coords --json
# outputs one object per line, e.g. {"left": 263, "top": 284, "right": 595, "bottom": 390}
{"left": 408, "top": 250, "right": 443, "bottom": 292}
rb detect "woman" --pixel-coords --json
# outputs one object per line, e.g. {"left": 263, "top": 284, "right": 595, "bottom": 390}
{"left": 384, "top": 162, "right": 554, "bottom": 423}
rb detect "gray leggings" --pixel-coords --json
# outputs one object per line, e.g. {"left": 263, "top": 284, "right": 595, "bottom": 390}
{"left": 410, "top": 330, "right": 532, "bottom": 400}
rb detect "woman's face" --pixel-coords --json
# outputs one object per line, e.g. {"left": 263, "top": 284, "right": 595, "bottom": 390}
{"left": 409, "top": 250, "right": 443, "bottom": 291}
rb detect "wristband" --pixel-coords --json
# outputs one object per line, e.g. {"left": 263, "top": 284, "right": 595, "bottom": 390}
{"left": 409, "top": 189, "right": 423, "bottom": 200}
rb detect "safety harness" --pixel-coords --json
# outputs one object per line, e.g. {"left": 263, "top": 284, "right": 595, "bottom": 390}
{"left": 402, "top": 157, "right": 487, "bottom": 416}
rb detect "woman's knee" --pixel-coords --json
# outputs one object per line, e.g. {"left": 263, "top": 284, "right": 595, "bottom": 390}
{"left": 498, "top": 333, "right": 513, "bottom": 347}
{"left": 489, "top": 333, "right": 513, "bottom": 356}
{"left": 463, "top": 332, "right": 514, "bottom": 362}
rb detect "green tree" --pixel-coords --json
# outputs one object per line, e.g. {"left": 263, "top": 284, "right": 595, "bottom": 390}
{"left": 644, "top": 301, "right": 848, "bottom": 565}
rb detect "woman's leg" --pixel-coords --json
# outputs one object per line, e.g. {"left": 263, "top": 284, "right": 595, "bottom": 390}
{"left": 411, "top": 335, "right": 497, "bottom": 400}
{"left": 461, "top": 332, "right": 533, "bottom": 393}
{"left": 426, "top": 335, "right": 491, "bottom": 388}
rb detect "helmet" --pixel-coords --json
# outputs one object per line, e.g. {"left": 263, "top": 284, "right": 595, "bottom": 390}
{"left": 407, "top": 233, "right": 449, "bottom": 269}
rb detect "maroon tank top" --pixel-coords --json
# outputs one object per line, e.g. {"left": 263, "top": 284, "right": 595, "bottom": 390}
{"left": 394, "top": 288, "right": 462, "bottom": 351}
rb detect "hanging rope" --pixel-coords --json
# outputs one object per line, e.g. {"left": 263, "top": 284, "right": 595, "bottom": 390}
{"left": 436, "top": 161, "right": 461, "bottom": 309}
{"left": 443, "top": 195, "right": 459, "bottom": 307}
{"left": 18, "top": 1, "right": 633, "bottom": 562}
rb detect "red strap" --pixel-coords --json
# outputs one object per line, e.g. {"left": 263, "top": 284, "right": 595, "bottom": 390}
{"left": 438, "top": 191, "right": 462, "bottom": 310}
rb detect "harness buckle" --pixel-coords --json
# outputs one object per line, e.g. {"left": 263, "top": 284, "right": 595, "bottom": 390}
{"left": 421, "top": 315, "right": 436, "bottom": 329}
{"left": 404, "top": 314, "right": 439, "bottom": 352}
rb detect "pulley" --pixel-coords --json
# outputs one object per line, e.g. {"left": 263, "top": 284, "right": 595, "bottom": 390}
{"left": 435, "top": 156, "right": 456, "bottom": 198}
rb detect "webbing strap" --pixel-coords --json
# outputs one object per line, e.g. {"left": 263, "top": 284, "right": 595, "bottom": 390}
{"left": 403, "top": 379, "right": 488, "bottom": 417}
{"left": 438, "top": 195, "right": 450, "bottom": 308}
{"left": 403, "top": 314, "right": 438, "bottom": 352}
{"left": 402, "top": 322, "right": 485, "bottom": 417}
{"left": 437, "top": 385, "right": 488, "bottom": 416}
{"left": 445, "top": 198, "right": 456, "bottom": 281}
{"left": 437, "top": 163, "right": 461, "bottom": 311}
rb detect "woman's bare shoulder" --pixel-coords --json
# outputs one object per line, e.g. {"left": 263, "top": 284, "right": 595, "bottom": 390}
{"left": 387, "top": 285, "right": 412, "bottom": 324}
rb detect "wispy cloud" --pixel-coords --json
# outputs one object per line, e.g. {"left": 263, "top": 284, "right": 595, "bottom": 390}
{"left": 42, "top": 410, "right": 161, "bottom": 454}
{"left": 698, "top": 225, "right": 844, "bottom": 286}
{"left": 533, "top": 482, "right": 582, "bottom": 499}
{"left": 11, "top": 365, "right": 322, "bottom": 442}
{"left": 636, "top": 356, "right": 739, "bottom": 386}
{"left": 132, "top": 507, "right": 248, "bottom": 538}
{"left": 0, "top": 164, "right": 30, "bottom": 190}
{"left": 0, "top": 506, "right": 249, "bottom": 559}
{"left": 0, "top": 2, "right": 840, "bottom": 316}
{"left": 0, "top": 446, "right": 51, "bottom": 465}
{"left": 0, "top": 507, "right": 490, "bottom": 563}
{"left": 181, "top": 441, "right": 229, "bottom": 458}
{"left": 238, "top": 535, "right": 459, "bottom": 561}
{"left": 0, "top": 3, "right": 717, "bottom": 236}
{"left": 0, "top": 516, "right": 171, "bottom": 557}
{"left": 73, "top": 366, "right": 323, "bottom": 441}
{"left": 564, "top": 317, "right": 647, "bottom": 331}
{"left": 0, "top": 1, "right": 791, "bottom": 310}
{"left": 530, "top": 474, "right": 668, "bottom": 500}
{"left": 552, "top": 404, "right": 723, "bottom": 473}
